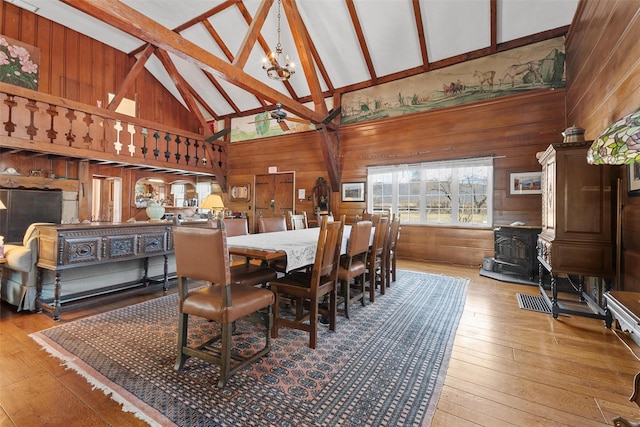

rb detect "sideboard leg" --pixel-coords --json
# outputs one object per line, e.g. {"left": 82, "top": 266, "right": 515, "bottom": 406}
{"left": 52, "top": 272, "right": 62, "bottom": 321}
{"left": 163, "top": 254, "right": 168, "bottom": 292}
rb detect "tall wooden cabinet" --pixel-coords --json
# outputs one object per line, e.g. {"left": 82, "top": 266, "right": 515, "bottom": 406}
{"left": 537, "top": 140, "right": 615, "bottom": 322}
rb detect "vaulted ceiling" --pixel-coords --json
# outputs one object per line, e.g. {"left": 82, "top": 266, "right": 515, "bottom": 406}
{"left": 13, "top": 0, "right": 579, "bottom": 136}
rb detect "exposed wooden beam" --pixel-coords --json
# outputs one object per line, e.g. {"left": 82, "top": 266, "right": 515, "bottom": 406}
{"left": 345, "top": 0, "right": 377, "bottom": 83}
{"left": 61, "top": 0, "right": 327, "bottom": 125}
{"left": 318, "top": 126, "right": 341, "bottom": 190}
{"left": 173, "top": 0, "right": 240, "bottom": 33}
{"left": 203, "top": 70, "right": 242, "bottom": 115}
{"left": 202, "top": 19, "right": 234, "bottom": 62}
{"left": 107, "top": 43, "right": 154, "bottom": 111}
{"left": 235, "top": 0, "right": 298, "bottom": 100}
{"left": 283, "top": 0, "right": 328, "bottom": 116}
{"left": 232, "top": 0, "right": 273, "bottom": 69}
{"left": 490, "top": 0, "right": 497, "bottom": 53}
{"left": 412, "top": 0, "right": 429, "bottom": 70}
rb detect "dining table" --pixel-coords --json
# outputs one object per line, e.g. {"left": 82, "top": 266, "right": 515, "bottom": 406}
{"left": 227, "top": 226, "right": 371, "bottom": 273}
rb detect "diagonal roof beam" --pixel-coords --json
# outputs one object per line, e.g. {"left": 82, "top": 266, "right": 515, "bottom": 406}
{"left": 235, "top": 0, "right": 298, "bottom": 100}
{"left": 490, "top": 0, "right": 498, "bottom": 53}
{"left": 345, "top": 0, "right": 377, "bottom": 83}
{"left": 233, "top": 0, "right": 273, "bottom": 69}
{"left": 282, "top": 0, "right": 328, "bottom": 117}
{"left": 411, "top": 0, "right": 429, "bottom": 71}
{"left": 61, "top": 0, "right": 326, "bottom": 125}
{"left": 108, "top": 43, "right": 155, "bottom": 111}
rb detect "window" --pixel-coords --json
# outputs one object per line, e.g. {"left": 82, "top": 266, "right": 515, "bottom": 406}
{"left": 367, "top": 157, "right": 493, "bottom": 227}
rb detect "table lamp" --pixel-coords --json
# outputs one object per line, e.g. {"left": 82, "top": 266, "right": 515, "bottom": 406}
{"left": 200, "top": 194, "right": 224, "bottom": 218}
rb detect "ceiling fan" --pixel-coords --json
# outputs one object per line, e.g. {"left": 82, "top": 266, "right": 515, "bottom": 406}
{"left": 251, "top": 103, "right": 342, "bottom": 131}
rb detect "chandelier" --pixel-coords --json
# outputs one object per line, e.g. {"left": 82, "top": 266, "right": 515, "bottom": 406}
{"left": 262, "top": 0, "right": 295, "bottom": 80}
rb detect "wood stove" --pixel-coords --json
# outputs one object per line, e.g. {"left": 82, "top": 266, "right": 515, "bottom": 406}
{"left": 493, "top": 226, "right": 541, "bottom": 280}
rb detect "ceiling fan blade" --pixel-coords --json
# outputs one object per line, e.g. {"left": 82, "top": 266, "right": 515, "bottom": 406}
{"left": 321, "top": 106, "right": 342, "bottom": 125}
{"left": 279, "top": 121, "right": 289, "bottom": 132}
{"left": 286, "top": 116, "right": 311, "bottom": 125}
{"left": 205, "top": 127, "right": 231, "bottom": 142}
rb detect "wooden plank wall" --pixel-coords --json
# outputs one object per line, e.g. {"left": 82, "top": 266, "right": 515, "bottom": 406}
{"left": 0, "top": 2, "right": 200, "bottom": 221}
{"left": 228, "top": 89, "right": 567, "bottom": 266}
{"left": 565, "top": 0, "right": 640, "bottom": 290}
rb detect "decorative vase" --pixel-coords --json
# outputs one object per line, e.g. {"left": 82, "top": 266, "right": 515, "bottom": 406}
{"left": 146, "top": 202, "right": 165, "bottom": 221}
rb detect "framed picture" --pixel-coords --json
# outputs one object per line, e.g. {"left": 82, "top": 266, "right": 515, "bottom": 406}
{"left": 341, "top": 182, "right": 365, "bottom": 202}
{"left": 230, "top": 183, "right": 251, "bottom": 202}
{"left": 509, "top": 172, "right": 542, "bottom": 195}
{"left": 628, "top": 164, "right": 640, "bottom": 195}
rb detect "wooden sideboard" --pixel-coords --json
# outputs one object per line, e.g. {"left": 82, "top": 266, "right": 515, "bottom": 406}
{"left": 36, "top": 222, "right": 173, "bottom": 320}
{"left": 537, "top": 141, "right": 615, "bottom": 323}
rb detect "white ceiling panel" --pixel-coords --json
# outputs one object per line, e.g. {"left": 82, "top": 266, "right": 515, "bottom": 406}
{"left": 423, "top": 0, "right": 491, "bottom": 62}
{"left": 16, "top": 0, "right": 578, "bottom": 125}
{"left": 354, "top": 0, "right": 423, "bottom": 77}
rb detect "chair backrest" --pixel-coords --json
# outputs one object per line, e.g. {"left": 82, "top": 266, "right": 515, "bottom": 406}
{"left": 371, "top": 216, "right": 389, "bottom": 258}
{"left": 346, "top": 220, "right": 373, "bottom": 258}
{"left": 258, "top": 214, "right": 287, "bottom": 233}
{"left": 287, "top": 211, "right": 308, "bottom": 230}
{"left": 224, "top": 217, "right": 249, "bottom": 237}
{"left": 311, "top": 215, "right": 344, "bottom": 283}
{"left": 388, "top": 216, "right": 401, "bottom": 251}
{"left": 173, "top": 224, "right": 231, "bottom": 286}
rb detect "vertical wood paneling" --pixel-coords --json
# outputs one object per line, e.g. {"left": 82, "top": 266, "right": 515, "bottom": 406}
{"left": 566, "top": 0, "right": 640, "bottom": 291}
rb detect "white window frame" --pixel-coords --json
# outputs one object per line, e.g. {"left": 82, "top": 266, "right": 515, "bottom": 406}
{"left": 367, "top": 157, "right": 494, "bottom": 227}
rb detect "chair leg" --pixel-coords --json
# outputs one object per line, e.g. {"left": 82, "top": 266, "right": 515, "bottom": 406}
{"left": 271, "top": 288, "right": 280, "bottom": 339}
{"left": 174, "top": 312, "right": 189, "bottom": 371}
{"left": 217, "top": 322, "right": 233, "bottom": 388}
{"left": 342, "top": 279, "right": 350, "bottom": 319}
{"left": 309, "top": 296, "right": 319, "bottom": 349}
{"left": 329, "top": 289, "right": 337, "bottom": 332}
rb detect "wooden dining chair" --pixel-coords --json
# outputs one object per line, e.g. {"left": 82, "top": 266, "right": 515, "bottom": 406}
{"left": 223, "top": 217, "right": 278, "bottom": 287}
{"left": 287, "top": 211, "right": 308, "bottom": 230}
{"left": 338, "top": 220, "right": 373, "bottom": 318}
{"left": 172, "top": 225, "right": 275, "bottom": 388}
{"left": 384, "top": 215, "right": 401, "bottom": 287}
{"left": 257, "top": 212, "right": 288, "bottom": 233}
{"left": 366, "top": 215, "right": 389, "bottom": 303}
{"left": 269, "top": 215, "right": 345, "bottom": 349}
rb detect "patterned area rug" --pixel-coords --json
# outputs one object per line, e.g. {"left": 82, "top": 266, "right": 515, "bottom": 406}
{"left": 30, "top": 271, "right": 468, "bottom": 427}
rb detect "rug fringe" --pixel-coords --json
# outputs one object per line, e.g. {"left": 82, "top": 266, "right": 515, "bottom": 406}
{"left": 29, "top": 333, "right": 169, "bottom": 427}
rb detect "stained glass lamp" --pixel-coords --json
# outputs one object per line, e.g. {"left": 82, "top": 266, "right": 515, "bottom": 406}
{"left": 587, "top": 109, "right": 640, "bottom": 164}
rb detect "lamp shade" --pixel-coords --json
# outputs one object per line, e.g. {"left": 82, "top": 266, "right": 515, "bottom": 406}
{"left": 200, "top": 194, "right": 224, "bottom": 211}
{"left": 587, "top": 109, "right": 640, "bottom": 164}
{"left": 0, "top": 200, "right": 5, "bottom": 210}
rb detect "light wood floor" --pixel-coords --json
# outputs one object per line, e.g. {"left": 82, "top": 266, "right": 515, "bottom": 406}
{"left": 1, "top": 260, "right": 640, "bottom": 426}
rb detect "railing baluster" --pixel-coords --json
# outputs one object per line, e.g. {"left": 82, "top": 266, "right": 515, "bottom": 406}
{"left": 184, "top": 137, "right": 191, "bottom": 164}
{"left": 164, "top": 132, "right": 171, "bottom": 162}
{"left": 193, "top": 140, "right": 199, "bottom": 166}
{"left": 141, "top": 127, "right": 148, "bottom": 158}
{"left": 25, "top": 99, "right": 38, "bottom": 139}
{"left": 65, "top": 109, "right": 76, "bottom": 146}
{"left": 174, "top": 135, "right": 181, "bottom": 163}
{"left": 153, "top": 131, "right": 160, "bottom": 159}
{"left": 82, "top": 112, "right": 93, "bottom": 148}
{"left": 4, "top": 95, "right": 16, "bottom": 135}
{"left": 46, "top": 104, "right": 58, "bottom": 142}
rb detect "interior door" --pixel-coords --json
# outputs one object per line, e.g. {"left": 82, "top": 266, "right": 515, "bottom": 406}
{"left": 254, "top": 172, "right": 294, "bottom": 230}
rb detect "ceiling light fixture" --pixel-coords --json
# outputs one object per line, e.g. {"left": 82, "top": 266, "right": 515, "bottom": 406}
{"left": 587, "top": 109, "right": 640, "bottom": 164}
{"left": 262, "top": 0, "right": 295, "bottom": 81}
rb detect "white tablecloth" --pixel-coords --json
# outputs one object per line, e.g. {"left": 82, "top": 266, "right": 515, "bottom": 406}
{"left": 227, "top": 226, "right": 356, "bottom": 273}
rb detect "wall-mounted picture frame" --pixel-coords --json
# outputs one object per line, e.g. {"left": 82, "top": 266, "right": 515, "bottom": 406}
{"left": 509, "top": 172, "right": 542, "bottom": 195}
{"left": 628, "top": 164, "right": 640, "bottom": 195}
{"left": 341, "top": 182, "right": 365, "bottom": 202}
{"left": 230, "top": 183, "right": 251, "bottom": 202}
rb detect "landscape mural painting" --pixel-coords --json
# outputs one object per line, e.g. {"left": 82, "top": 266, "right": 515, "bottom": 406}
{"left": 224, "top": 37, "right": 565, "bottom": 141}
{"left": 341, "top": 37, "right": 565, "bottom": 125}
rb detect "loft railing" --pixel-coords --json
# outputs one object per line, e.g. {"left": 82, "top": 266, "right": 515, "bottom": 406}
{"left": 0, "top": 82, "right": 226, "bottom": 186}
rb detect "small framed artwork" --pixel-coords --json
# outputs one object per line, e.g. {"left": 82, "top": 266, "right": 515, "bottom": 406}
{"left": 230, "top": 183, "right": 251, "bottom": 202}
{"left": 510, "top": 172, "right": 542, "bottom": 195}
{"left": 628, "top": 164, "right": 640, "bottom": 195}
{"left": 341, "top": 182, "right": 365, "bottom": 202}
